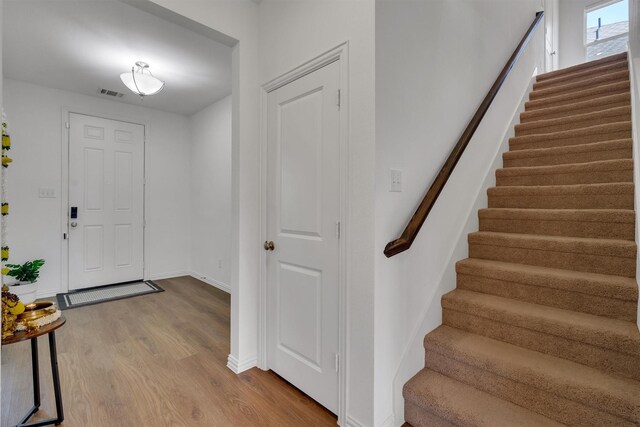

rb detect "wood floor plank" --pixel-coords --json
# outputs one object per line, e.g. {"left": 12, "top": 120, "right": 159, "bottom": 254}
{"left": 2, "top": 276, "right": 337, "bottom": 426}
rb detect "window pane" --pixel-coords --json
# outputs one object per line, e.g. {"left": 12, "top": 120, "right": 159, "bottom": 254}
{"left": 586, "top": 0, "right": 629, "bottom": 44}
{"left": 586, "top": 33, "right": 628, "bottom": 61}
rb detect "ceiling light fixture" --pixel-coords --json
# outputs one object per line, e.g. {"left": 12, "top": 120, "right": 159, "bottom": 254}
{"left": 120, "top": 61, "right": 165, "bottom": 97}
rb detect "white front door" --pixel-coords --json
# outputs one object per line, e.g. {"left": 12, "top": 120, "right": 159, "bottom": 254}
{"left": 68, "top": 113, "right": 144, "bottom": 290}
{"left": 266, "top": 60, "right": 341, "bottom": 413}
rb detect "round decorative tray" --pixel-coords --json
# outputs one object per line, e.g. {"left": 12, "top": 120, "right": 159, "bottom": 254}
{"left": 17, "top": 302, "right": 57, "bottom": 322}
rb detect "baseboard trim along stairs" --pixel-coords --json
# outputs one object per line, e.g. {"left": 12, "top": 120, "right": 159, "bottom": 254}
{"left": 403, "top": 51, "right": 640, "bottom": 426}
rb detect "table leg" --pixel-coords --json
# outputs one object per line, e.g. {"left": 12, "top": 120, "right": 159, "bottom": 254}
{"left": 48, "top": 332, "right": 64, "bottom": 425}
{"left": 12, "top": 332, "right": 65, "bottom": 427}
{"left": 14, "top": 339, "right": 41, "bottom": 425}
{"left": 31, "top": 338, "right": 40, "bottom": 409}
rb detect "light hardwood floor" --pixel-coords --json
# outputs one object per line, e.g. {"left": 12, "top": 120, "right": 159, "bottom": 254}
{"left": 1, "top": 276, "right": 337, "bottom": 426}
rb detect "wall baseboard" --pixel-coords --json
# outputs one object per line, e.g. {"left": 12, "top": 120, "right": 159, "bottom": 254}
{"left": 345, "top": 415, "right": 366, "bottom": 427}
{"left": 378, "top": 414, "right": 395, "bottom": 427}
{"left": 227, "top": 354, "right": 257, "bottom": 374}
{"left": 149, "top": 271, "right": 188, "bottom": 281}
{"left": 189, "top": 271, "right": 230, "bottom": 293}
{"left": 37, "top": 289, "right": 59, "bottom": 299}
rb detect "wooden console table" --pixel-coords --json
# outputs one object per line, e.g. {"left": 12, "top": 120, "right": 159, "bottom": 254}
{"left": 2, "top": 317, "right": 65, "bottom": 427}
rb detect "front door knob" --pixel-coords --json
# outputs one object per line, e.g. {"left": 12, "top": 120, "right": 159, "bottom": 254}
{"left": 263, "top": 241, "right": 275, "bottom": 251}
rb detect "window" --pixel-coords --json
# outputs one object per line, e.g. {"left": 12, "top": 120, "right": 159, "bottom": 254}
{"left": 585, "top": 0, "right": 629, "bottom": 61}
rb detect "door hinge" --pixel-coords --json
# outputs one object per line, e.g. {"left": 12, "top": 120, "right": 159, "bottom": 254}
{"left": 336, "top": 89, "right": 341, "bottom": 109}
{"left": 335, "top": 221, "right": 341, "bottom": 239}
{"left": 334, "top": 353, "right": 340, "bottom": 373}
{"left": 65, "top": 121, "right": 70, "bottom": 129}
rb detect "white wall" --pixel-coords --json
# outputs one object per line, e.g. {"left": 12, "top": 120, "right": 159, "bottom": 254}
{"left": 3, "top": 78, "right": 191, "bottom": 297}
{"left": 375, "top": 1, "right": 545, "bottom": 425}
{"left": 258, "top": 2, "right": 376, "bottom": 425}
{"left": 558, "top": 0, "right": 590, "bottom": 68}
{"left": 189, "top": 95, "right": 232, "bottom": 291}
{"left": 149, "top": 0, "right": 262, "bottom": 381}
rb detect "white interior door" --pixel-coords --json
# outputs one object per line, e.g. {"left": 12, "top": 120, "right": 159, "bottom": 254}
{"left": 266, "top": 60, "right": 341, "bottom": 413}
{"left": 544, "top": 0, "right": 559, "bottom": 72}
{"left": 68, "top": 113, "right": 144, "bottom": 290}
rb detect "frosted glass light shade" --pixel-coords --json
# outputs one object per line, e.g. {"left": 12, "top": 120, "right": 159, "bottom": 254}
{"left": 120, "top": 63, "right": 165, "bottom": 96}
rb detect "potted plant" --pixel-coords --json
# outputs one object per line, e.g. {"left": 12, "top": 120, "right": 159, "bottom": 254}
{"left": 5, "top": 259, "right": 45, "bottom": 304}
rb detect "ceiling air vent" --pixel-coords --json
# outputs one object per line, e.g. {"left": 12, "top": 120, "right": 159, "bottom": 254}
{"left": 97, "top": 88, "right": 125, "bottom": 98}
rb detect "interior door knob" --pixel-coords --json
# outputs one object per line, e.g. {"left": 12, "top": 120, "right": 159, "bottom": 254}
{"left": 70, "top": 222, "right": 78, "bottom": 228}
{"left": 263, "top": 241, "right": 275, "bottom": 251}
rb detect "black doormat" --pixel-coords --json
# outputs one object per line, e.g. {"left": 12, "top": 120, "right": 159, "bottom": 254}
{"left": 56, "top": 280, "right": 164, "bottom": 310}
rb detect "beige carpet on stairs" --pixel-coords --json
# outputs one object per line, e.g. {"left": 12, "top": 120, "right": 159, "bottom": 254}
{"left": 403, "top": 51, "right": 640, "bottom": 426}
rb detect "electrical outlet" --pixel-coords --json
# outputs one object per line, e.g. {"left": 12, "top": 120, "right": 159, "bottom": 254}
{"left": 38, "top": 188, "right": 56, "bottom": 198}
{"left": 218, "top": 259, "right": 222, "bottom": 269}
{"left": 389, "top": 169, "right": 402, "bottom": 192}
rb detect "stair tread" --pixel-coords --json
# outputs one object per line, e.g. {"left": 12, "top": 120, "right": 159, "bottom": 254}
{"left": 529, "top": 69, "right": 629, "bottom": 100}
{"left": 404, "top": 369, "right": 564, "bottom": 427}
{"left": 443, "top": 289, "right": 640, "bottom": 356}
{"left": 509, "top": 121, "right": 631, "bottom": 146}
{"left": 521, "top": 92, "right": 630, "bottom": 121}
{"left": 515, "top": 105, "right": 631, "bottom": 133}
{"left": 425, "top": 325, "right": 640, "bottom": 421}
{"left": 456, "top": 258, "right": 638, "bottom": 301}
{"left": 533, "top": 60, "right": 628, "bottom": 89}
{"left": 488, "top": 182, "right": 634, "bottom": 196}
{"left": 503, "top": 139, "right": 632, "bottom": 161}
{"left": 496, "top": 158, "right": 633, "bottom": 177}
{"left": 525, "top": 80, "right": 630, "bottom": 110}
{"left": 479, "top": 208, "right": 635, "bottom": 223}
{"left": 536, "top": 52, "right": 627, "bottom": 81}
{"left": 468, "top": 231, "right": 636, "bottom": 257}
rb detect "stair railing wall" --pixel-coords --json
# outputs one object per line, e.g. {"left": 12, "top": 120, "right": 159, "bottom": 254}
{"left": 384, "top": 11, "right": 545, "bottom": 258}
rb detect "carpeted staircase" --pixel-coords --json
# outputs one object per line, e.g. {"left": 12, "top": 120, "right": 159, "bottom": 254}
{"left": 403, "top": 51, "right": 640, "bottom": 426}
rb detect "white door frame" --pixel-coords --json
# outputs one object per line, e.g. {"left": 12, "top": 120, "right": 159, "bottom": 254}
{"left": 258, "top": 42, "right": 349, "bottom": 423}
{"left": 60, "top": 108, "right": 149, "bottom": 293}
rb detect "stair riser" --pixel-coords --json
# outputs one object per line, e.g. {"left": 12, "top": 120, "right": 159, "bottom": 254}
{"left": 469, "top": 242, "right": 636, "bottom": 277}
{"left": 457, "top": 273, "right": 637, "bottom": 322}
{"left": 520, "top": 99, "right": 630, "bottom": 123}
{"left": 488, "top": 193, "right": 633, "bottom": 210}
{"left": 510, "top": 129, "right": 632, "bottom": 151}
{"left": 496, "top": 168, "right": 632, "bottom": 186}
{"left": 525, "top": 83, "right": 629, "bottom": 111}
{"left": 515, "top": 112, "right": 631, "bottom": 137}
{"left": 503, "top": 146, "right": 632, "bottom": 168}
{"left": 404, "top": 402, "right": 456, "bottom": 427}
{"left": 537, "top": 54, "right": 626, "bottom": 81}
{"left": 529, "top": 72, "right": 629, "bottom": 101}
{"left": 424, "top": 350, "right": 635, "bottom": 427}
{"left": 443, "top": 310, "right": 640, "bottom": 381}
{"left": 479, "top": 215, "right": 634, "bottom": 240}
{"left": 534, "top": 62, "right": 629, "bottom": 90}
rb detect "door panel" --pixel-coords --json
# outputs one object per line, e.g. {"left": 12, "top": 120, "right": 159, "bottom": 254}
{"left": 69, "top": 113, "right": 144, "bottom": 290}
{"left": 266, "top": 60, "right": 341, "bottom": 413}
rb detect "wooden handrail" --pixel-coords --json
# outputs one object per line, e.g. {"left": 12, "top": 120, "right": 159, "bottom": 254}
{"left": 384, "top": 11, "right": 544, "bottom": 258}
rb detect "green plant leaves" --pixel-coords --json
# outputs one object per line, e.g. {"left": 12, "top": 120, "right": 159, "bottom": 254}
{"left": 5, "top": 259, "right": 45, "bottom": 283}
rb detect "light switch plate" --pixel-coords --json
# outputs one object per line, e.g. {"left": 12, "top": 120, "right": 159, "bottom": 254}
{"left": 389, "top": 169, "right": 402, "bottom": 192}
{"left": 38, "top": 188, "right": 56, "bottom": 198}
